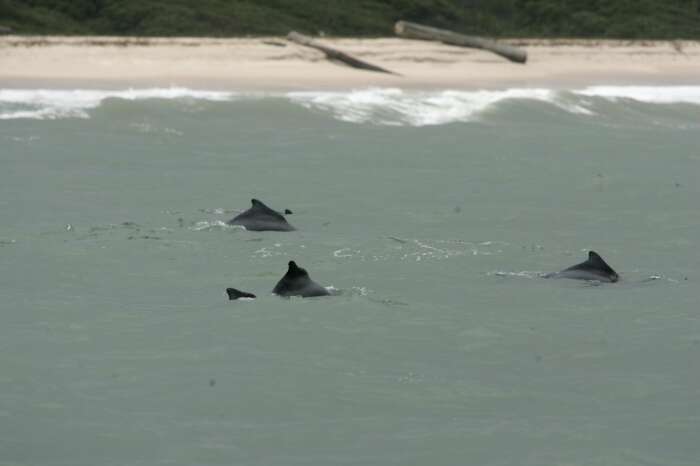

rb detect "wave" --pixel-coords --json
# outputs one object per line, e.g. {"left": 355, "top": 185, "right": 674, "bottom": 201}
{"left": 288, "top": 86, "right": 700, "bottom": 125}
{"left": 288, "top": 87, "right": 594, "bottom": 125}
{"left": 0, "top": 87, "right": 236, "bottom": 120}
{"left": 1, "top": 85, "right": 699, "bottom": 125}
{"left": 573, "top": 85, "right": 700, "bottom": 105}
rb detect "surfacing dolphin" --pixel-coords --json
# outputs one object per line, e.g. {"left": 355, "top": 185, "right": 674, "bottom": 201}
{"left": 227, "top": 199, "right": 295, "bottom": 232}
{"left": 273, "top": 261, "right": 330, "bottom": 298}
{"left": 545, "top": 250, "right": 620, "bottom": 283}
{"left": 226, "top": 260, "right": 331, "bottom": 300}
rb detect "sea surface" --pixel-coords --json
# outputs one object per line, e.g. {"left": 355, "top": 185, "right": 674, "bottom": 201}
{"left": 1, "top": 86, "right": 699, "bottom": 466}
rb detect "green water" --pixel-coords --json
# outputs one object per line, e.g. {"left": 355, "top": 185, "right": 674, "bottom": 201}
{"left": 1, "top": 94, "right": 699, "bottom": 466}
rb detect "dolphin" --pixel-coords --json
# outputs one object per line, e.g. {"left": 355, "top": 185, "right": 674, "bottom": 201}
{"left": 272, "top": 261, "right": 330, "bottom": 297}
{"left": 226, "top": 287, "right": 257, "bottom": 300}
{"left": 546, "top": 251, "right": 620, "bottom": 283}
{"left": 227, "top": 199, "right": 295, "bottom": 232}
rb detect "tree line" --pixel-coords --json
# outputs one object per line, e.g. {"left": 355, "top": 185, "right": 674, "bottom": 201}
{"left": 1, "top": 0, "right": 699, "bottom": 38}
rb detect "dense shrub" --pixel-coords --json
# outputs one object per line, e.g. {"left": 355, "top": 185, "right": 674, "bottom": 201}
{"left": 1, "top": 0, "right": 699, "bottom": 38}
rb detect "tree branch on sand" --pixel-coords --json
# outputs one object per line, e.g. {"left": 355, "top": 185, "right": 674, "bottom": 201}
{"left": 287, "top": 31, "right": 399, "bottom": 75}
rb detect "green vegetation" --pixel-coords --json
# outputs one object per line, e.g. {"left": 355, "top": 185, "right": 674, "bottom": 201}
{"left": 1, "top": 0, "right": 699, "bottom": 38}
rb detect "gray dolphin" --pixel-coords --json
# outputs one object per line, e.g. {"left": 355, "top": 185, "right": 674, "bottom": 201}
{"left": 272, "top": 261, "right": 330, "bottom": 297}
{"left": 227, "top": 199, "right": 295, "bottom": 231}
{"left": 546, "top": 251, "right": 620, "bottom": 283}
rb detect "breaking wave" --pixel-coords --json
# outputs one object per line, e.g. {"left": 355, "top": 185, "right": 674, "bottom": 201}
{"left": 288, "top": 88, "right": 593, "bottom": 125}
{"left": 574, "top": 85, "right": 700, "bottom": 105}
{"left": 0, "top": 88, "right": 235, "bottom": 120}
{"left": 1, "top": 85, "right": 699, "bottom": 126}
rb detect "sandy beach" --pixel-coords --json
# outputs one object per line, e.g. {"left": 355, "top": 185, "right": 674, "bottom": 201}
{"left": 1, "top": 36, "right": 699, "bottom": 90}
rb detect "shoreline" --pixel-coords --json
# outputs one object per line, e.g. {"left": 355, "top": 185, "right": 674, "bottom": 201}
{"left": 2, "top": 36, "right": 700, "bottom": 90}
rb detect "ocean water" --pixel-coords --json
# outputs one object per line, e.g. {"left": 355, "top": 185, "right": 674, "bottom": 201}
{"left": 1, "top": 87, "right": 699, "bottom": 466}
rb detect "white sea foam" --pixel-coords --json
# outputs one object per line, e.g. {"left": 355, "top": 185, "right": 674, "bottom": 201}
{"left": 2, "top": 86, "right": 700, "bottom": 124}
{"left": 488, "top": 270, "right": 542, "bottom": 279}
{"left": 287, "top": 87, "right": 592, "bottom": 126}
{"left": 287, "top": 86, "right": 700, "bottom": 125}
{"left": 0, "top": 87, "right": 235, "bottom": 120}
{"left": 190, "top": 220, "right": 234, "bottom": 231}
{"left": 573, "top": 86, "right": 700, "bottom": 105}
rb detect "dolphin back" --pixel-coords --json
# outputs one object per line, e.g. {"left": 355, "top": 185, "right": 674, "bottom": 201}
{"left": 228, "top": 199, "right": 295, "bottom": 231}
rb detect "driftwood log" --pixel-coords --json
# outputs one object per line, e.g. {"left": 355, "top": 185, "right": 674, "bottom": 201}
{"left": 394, "top": 21, "right": 527, "bottom": 64}
{"left": 287, "top": 31, "right": 398, "bottom": 75}
{"left": 0, "top": 26, "right": 14, "bottom": 34}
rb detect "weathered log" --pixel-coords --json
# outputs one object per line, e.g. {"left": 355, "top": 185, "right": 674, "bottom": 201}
{"left": 262, "top": 40, "right": 287, "bottom": 47}
{"left": 287, "top": 31, "right": 398, "bottom": 75}
{"left": 394, "top": 21, "right": 527, "bottom": 64}
{"left": 0, "top": 25, "right": 14, "bottom": 34}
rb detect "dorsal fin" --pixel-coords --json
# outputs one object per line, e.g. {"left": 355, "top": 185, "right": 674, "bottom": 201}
{"left": 248, "top": 198, "right": 286, "bottom": 220}
{"left": 551, "top": 250, "right": 620, "bottom": 283}
{"left": 287, "top": 260, "right": 308, "bottom": 278}
{"left": 588, "top": 251, "right": 609, "bottom": 269}
{"left": 273, "top": 260, "right": 330, "bottom": 297}
{"left": 586, "top": 250, "right": 618, "bottom": 280}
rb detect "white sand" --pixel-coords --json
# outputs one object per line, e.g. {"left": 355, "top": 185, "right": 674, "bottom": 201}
{"left": 1, "top": 36, "right": 699, "bottom": 90}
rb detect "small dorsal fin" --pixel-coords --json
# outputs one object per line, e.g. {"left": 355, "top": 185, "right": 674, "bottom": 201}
{"left": 273, "top": 260, "right": 330, "bottom": 297}
{"left": 552, "top": 250, "right": 620, "bottom": 283}
{"left": 587, "top": 251, "right": 613, "bottom": 270}
{"left": 287, "top": 260, "right": 306, "bottom": 276}
{"left": 250, "top": 199, "right": 282, "bottom": 217}
{"left": 588, "top": 251, "right": 605, "bottom": 267}
{"left": 586, "top": 250, "right": 618, "bottom": 280}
